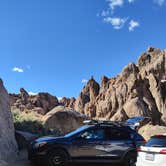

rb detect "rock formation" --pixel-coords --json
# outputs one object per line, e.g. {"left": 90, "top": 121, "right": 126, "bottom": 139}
{"left": 0, "top": 79, "right": 18, "bottom": 162}
{"left": 42, "top": 106, "right": 87, "bottom": 135}
{"left": 75, "top": 47, "right": 166, "bottom": 125}
{"left": 10, "top": 88, "right": 59, "bottom": 115}
{"left": 59, "top": 97, "right": 76, "bottom": 108}
{"left": 8, "top": 47, "right": 166, "bottom": 139}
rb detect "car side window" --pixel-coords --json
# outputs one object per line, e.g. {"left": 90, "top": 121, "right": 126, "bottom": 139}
{"left": 80, "top": 128, "right": 105, "bottom": 140}
{"left": 106, "top": 128, "right": 130, "bottom": 140}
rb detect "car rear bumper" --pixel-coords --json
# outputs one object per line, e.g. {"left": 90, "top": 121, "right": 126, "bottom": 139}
{"left": 136, "top": 155, "right": 166, "bottom": 166}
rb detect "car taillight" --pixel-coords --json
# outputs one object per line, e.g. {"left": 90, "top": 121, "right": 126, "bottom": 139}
{"left": 160, "top": 149, "right": 166, "bottom": 155}
{"left": 137, "top": 148, "right": 142, "bottom": 152}
{"left": 143, "top": 139, "right": 147, "bottom": 144}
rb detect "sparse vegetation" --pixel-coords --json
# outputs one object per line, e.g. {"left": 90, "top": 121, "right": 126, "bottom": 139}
{"left": 12, "top": 108, "right": 60, "bottom": 136}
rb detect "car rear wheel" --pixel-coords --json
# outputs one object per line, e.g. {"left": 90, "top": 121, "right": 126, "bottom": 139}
{"left": 123, "top": 152, "right": 136, "bottom": 166}
{"left": 47, "top": 149, "right": 68, "bottom": 166}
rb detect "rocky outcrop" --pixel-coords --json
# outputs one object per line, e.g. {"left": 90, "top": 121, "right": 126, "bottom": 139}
{"left": 59, "top": 97, "right": 76, "bottom": 108}
{"left": 0, "top": 79, "right": 18, "bottom": 162}
{"left": 75, "top": 47, "right": 166, "bottom": 124}
{"left": 42, "top": 106, "right": 87, "bottom": 135}
{"left": 10, "top": 88, "right": 59, "bottom": 115}
{"left": 75, "top": 76, "right": 100, "bottom": 117}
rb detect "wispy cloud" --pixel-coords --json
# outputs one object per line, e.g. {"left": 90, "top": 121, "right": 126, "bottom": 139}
{"left": 128, "top": 0, "right": 136, "bottom": 3}
{"left": 28, "top": 91, "right": 38, "bottom": 95}
{"left": 101, "top": 10, "right": 110, "bottom": 17}
{"left": 129, "top": 20, "right": 139, "bottom": 31}
{"left": 81, "top": 79, "right": 88, "bottom": 83}
{"left": 107, "top": 0, "right": 124, "bottom": 12}
{"left": 154, "top": 0, "right": 166, "bottom": 6}
{"left": 12, "top": 67, "right": 24, "bottom": 73}
{"left": 104, "top": 17, "right": 128, "bottom": 29}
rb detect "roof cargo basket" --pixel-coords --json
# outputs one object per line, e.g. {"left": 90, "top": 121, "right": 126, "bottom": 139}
{"left": 83, "top": 119, "right": 126, "bottom": 127}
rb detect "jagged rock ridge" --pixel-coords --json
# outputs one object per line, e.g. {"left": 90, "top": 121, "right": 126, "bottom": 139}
{"left": 74, "top": 47, "right": 166, "bottom": 125}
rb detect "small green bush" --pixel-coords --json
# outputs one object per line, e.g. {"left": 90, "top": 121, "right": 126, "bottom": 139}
{"left": 12, "top": 108, "right": 60, "bottom": 137}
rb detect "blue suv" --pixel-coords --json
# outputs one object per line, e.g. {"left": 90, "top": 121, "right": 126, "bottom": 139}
{"left": 28, "top": 120, "right": 145, "bottom": 166}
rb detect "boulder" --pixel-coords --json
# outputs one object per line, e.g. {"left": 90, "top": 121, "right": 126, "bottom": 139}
{"left": 139, "top": 124, "right": 166, "bottom": 140}
{"left": 42, "top": 106, "right": 87, "bottom": 135}
{"left": 0, "top": 79, "right": 18, "bottom": 161}
{"left": 123, "top": 98, "right": 147, "bottom": 118}
{"left": 31, "top": 92, "right": 59, "bottom": 113}
{"left": 0, "top": 160, "right": 9, "bottom": 166}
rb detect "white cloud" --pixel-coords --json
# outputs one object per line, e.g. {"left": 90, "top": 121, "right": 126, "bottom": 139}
{"left": 107, "top": 0, "right": 124, "bottom": 11}
{"left": 104, "top": 17, "right": 128, "bottom": 29}
{"left": 129, "top": 20, "right": 139, "bottom": 31}
{"left": 154, "top": 0, "right": 166, "bottom": 6}
{"left": 101, "top": 10, "right": 110, "bottom": 17}
{"left": 12, "top": 67, "right": 24, "bottom": 73}
{"left": 128, "top": 0, "right": 136, "bottom": 3}
{"left": 81, "top": 79, "right": 88, "bottom": 83}
{"left": 28, "top": 91, "right": 38, "bottom": 95}
{"left": 58, "top": 97, "right": 63, "bottom": 101}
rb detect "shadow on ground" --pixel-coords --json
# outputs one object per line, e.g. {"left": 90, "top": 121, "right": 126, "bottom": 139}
{"left": 13, "top": 150, "right": 121, "bottom": 166}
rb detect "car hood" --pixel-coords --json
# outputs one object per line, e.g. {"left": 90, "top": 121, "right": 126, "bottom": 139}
{"left": 36, "top": 136, "right": 65, "bottom": 143}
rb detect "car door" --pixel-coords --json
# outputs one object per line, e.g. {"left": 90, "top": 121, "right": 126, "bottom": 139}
{"left": 70, "top": 127, "right": 108, "bottom": 161}
{"left": 103, "top": 127, "right": 134, "bottom": 161}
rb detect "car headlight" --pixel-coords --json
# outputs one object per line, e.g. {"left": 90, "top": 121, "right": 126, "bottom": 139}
{"left": 34, "top": 142, "right": 47, "bottom": 148}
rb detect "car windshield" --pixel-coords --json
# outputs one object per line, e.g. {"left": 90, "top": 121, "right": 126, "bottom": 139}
{"left": 64, "top": 125, "right": 91, "bottom": 138}
{"left": 145, "top": 137, "right": 166, "bottom": 147}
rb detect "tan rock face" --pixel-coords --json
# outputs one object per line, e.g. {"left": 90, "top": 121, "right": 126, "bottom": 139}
{"left": 0, "top": 79, "right": 18, "bottom": 161}
{"left": 139, "top": 124, "right": 166, "bottom": 140}
{"left": 59, "top": 97, "right": 76, "bottom": 108}
{"left": 75, "top": 76, "right": 100, "bottom": 116}
{"left": 42, "top": 106, "right": 86, "bottom": 135}
{"left": 75, "top": 47, "right": 166, "bottom": 124}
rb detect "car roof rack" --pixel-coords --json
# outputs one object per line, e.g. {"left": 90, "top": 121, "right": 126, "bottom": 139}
{"left": 83, "top": 119, "right": 127, "bottom": 127}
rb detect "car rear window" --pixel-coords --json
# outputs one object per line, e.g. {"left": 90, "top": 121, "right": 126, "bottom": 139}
{"left": 145, "top": 137, "right": 166, "bottom": 147}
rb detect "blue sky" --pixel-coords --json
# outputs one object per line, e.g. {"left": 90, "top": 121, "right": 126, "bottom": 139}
{"left": 0, "top": 0, "right": 166, "bottom": 98}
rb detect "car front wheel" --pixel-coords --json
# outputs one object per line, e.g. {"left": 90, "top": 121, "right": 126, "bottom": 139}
{"left": 124, "top": 153, "right": 136, "bottom": 166}
{"left": 47, "top": 149, "right": 68, "bottom": 166}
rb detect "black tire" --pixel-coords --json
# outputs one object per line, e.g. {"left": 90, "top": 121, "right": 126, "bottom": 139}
{"left": 123, "top": 152, "right": 136, "bottom": 166}
{"left": 47, "top": 149, "right": 68, "bottom": 166}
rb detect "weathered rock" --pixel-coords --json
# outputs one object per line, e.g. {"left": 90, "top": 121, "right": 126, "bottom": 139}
{"left": 20, "top": 88, "right": 29, "bottom": 105}
{"left": 74, "top": 47, "right": 166, "bottom": 125}
{"left": 31, "top": 92, "right": 59, "bottom": 114}
{"left": 75, "top": 76, "right": 100, "bottom": 115}
{"left": 0, "top": 79, "right": 18, "bottom": 161}
{"left": 0, "top": 160, "right": 9, "bottom": 166}
{"left": 42, "top": 106, "right": 87, "bottom": 135}
{"left": 123, "top": 98, "right": 147, "bottom": 118}
{"left": 60, "top": 97, "right": 76, "bottom": 108}
{"left": 10, "top": 90, "right": 59, "bottom": 115}
{"left": 139, "top": 124, "right": 166, "bottom": 140}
